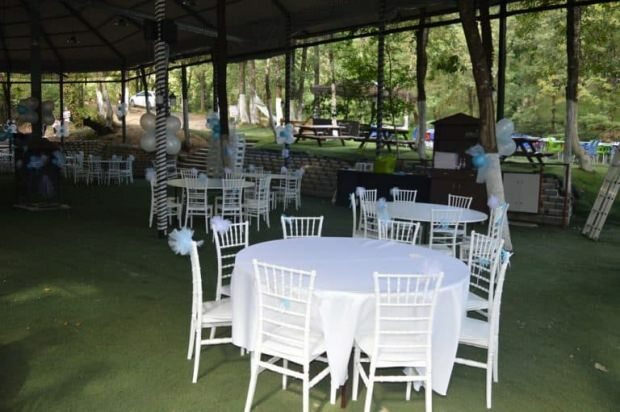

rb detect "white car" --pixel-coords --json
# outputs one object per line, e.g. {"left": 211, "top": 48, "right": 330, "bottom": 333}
{"left": 129, "top": 91, "right": 155, "bottom": 108}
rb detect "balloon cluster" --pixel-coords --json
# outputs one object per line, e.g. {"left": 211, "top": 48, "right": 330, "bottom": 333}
{"left": 58, "top": 122, "right": 70, "bottom": 138}
{"left": 275, "top": 124, "right": 295, "bottom": 145}
{"left": 206, "top": 111, "right": 220, "bottom": 140}
{"left": 139, "top": 113, "right": 181, "bottom": 155}
{"left": 0, "top": 119, "right": 17, "bottom": 142}
{"left": 496, "top": 118, "right": 517, "bottom": 157}
{"left": 16, "top": 97, "right": 39, "bottom": 124}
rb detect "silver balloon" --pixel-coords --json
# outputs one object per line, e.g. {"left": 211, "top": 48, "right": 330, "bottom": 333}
{"left": 140, "top": 131, "right": 156, "bottom": 152}
{"left": 498, "top": 139, "right": 517, "bottom": 157}
{"left": 496, "top": 118, "right": 514, "bottom": 145}
{"left": 166, "top": 115, "right": 181, "bottom": 133}
{"left": 140, "top": 113, "right": 156, "bottom": 132}
{"left": 166, "top": 134, "right": 181, "bottom": 155}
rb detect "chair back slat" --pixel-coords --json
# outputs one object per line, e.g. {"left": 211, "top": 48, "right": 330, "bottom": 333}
{"left": 378, "top": 219, "right": 421, "bottom": 245}
{"left": 467, "top": 231, "right": 504, "bottom": 314}
{"left": 429, "top": 209, "right": 462, "bottom": 255}
{"left": 213, "top": 221, "right": 249, "bottom": 298}
{"left": 281, "top": 216, "right": 324, "bottom": 238}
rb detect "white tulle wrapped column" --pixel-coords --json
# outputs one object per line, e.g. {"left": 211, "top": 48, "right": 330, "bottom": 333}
{"left": 154, "top": 0, "right": 169, "bottom": 235}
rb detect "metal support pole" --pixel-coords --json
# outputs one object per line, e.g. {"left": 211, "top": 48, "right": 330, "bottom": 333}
{"left": 496, "top": 0, "right": 507, "bottom": 121}
{"left": 5, "top": 72, "right": 10, "bottom": 120}
{"left": 154, "top": 0, "right": 169, "bottom": 237}
{"left": 212, "top": 57, "right": 218, "bottom": 111}
{"left": 215, "top": 0, "right": 230, "bottom": 171}
{"left": 283, "top": 14, "right": 293, "bottom": 167}
{"left": 59, "top": 72, "right": 64, "bottom": 146}
{"left": 140, "top": 67, "right": 151, "bottom": 114}
{"left": 121, "top": 69, "right": 127, "bottom": 143}
{"left": 29, "top": 0, "right": 42, "bottom": 138}
{"left": 181, "top": 65, "right": 190, "bottom": 149}
{"left": 375, "top": 0, "right": 386, "bottom": 155}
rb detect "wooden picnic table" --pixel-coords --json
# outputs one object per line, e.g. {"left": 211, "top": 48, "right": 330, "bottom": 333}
{"left": 295, "top": 124, "right": 348, "bottom": 146}
{"left": 511, "top": 137, "right": 553, "bottom": 164}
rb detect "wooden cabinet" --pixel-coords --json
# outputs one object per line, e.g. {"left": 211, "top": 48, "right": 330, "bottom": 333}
{"left": 430, "top": 170, "right": 488, "bottom": 212}
{"left": 432, "top": 113, "right": 480, "bottom": 169}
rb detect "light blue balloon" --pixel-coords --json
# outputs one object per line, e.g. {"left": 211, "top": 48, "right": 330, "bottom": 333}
{"left": 472, "top": 154, "right": 487, "bottom": 169}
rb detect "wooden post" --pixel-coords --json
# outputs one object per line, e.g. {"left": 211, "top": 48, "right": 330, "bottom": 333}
{"left": 4, "top": 72, "right": 10, "bottom": 121}
{"left": 121, "top": 69, "right": 127, "bottom": 144}
{"left": 376, "top": 0, "right": 386, "bottom": 155}
{"left": 216, "top": 0, "right": 229, "bottom": 170}
{"left": 181, "top": 65, "right": 191, "bottom": 149}
{"left": 496, "top": 0, "right": 507, "bottom": 121}
{"left": 139, "top": 67, "right": 151, "bottom": 114}
{"left": 212, "top": 56, "right": 218, "bottom": 111}
{"left": 284, "top": 22, "right": 292, "bottom": 124}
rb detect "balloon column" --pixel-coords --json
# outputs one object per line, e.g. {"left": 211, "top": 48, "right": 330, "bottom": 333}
{"left": 496, "top": 118, "right": 517, "bottom": 157}
{"left": 139, "top": 112, "right": 181, "bottom": 155}
{"left": 206, "top": 111, "right": 220, "bottom": 139}
{"left": 275, "top": 123, "right": 295, "bottom": 159}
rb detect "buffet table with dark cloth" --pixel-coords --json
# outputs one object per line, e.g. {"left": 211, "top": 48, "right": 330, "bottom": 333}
{"left": 336, "top": 169, "right": 431, "bottom": 206}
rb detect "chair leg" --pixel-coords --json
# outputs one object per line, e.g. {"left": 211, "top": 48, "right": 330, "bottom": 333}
{"left": 210, "top": 327, "right": 217, "bottom": 340}
{"left": 282, "top": 359, "right": 288, "bottom": 389}
{"left": 406, "top": 382, "right": 412, "bottom": 401}
{"left": 187, "top": 315, "right": 196, "bottom": 360}
{"left": 363, "top": 365, "right": 376, "bottom": 412}
{"left": 493, "top": 339, "right": 499, "bottom": 383}
{"left": 486, "top": 354, "right": 493, "bottom": 409}
{"left": 265, "top": 209, "right": 270, "bottom": 228}
{"left": 302, "top": 369, "right": 310, "bottom": 412}
{"left": 425, "top": 374, "right": 432, "bottom": 411}
{"left": 352, "top": 346, "right": 361, "bottom": 401}
{"left": 192, "top": 328, "right": 202, "bottom": 383}
{"left": 244, "top": 353, "right": 260, "bottom": 412}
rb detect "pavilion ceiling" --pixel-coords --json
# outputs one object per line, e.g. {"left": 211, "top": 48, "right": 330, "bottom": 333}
{"left": 0, "top": 0, "right": 557, "bottom": 73}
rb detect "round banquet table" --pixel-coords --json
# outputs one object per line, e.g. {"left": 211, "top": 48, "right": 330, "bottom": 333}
{"left": 167, "top": 177, "right": 253, "bottom": 190}
{"left": 231, "top": 237, "right": 469, "bottom": 396}
{"left": 387, "top": 201, "right": 488, "bottom": 223}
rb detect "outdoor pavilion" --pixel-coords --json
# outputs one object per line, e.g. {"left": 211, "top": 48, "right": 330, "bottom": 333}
{"left": 0, "top": 0, "right": 608, "bottom": 236}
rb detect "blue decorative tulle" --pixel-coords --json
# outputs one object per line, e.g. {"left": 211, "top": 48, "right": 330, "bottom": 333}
{"left": 168, "top": 228, "right": 203, "bottom": 256}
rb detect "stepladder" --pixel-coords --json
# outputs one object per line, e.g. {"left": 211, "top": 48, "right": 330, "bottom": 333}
{"left": 582, "top": 151, "right": 620, "bottom": 240}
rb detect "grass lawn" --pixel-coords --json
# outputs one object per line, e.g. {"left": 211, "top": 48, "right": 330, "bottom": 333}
{"left": 0, "top": 168, "right": 618, "bottom": 411}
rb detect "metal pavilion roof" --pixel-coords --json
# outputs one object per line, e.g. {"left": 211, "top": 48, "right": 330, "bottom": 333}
{"left": 0, "top": 0, "right": 519, "bottom": 73}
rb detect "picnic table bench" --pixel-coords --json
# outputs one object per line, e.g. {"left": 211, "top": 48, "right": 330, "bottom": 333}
{"left": 294, "top": 124, "right": 349, "bottom": 146}
{"left": 511, "top": 137, "right": 554, "bottom": 164}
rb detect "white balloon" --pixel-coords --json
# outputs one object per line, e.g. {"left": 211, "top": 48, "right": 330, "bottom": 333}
{"left": 140, "top": 131, "right": 156, "bottom": 152}
{"left": 498, "top": 139, "right": 517, "bottom": 157}
{"left": 166, "top": 115, "right": 181, "bottom": 133}
{"left": 166, "top": 135, "right": 181, "bottom": 155}
{"left": 496, "top": 118, "right": 514, "bottom": 144}
{"left": 140, "top": 113, "right": 156, "bottom": 131}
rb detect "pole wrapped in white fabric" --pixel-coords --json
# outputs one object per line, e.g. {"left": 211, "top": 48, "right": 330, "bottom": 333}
{"left": 154, "top": 0, "right": 169, "bottom": 235}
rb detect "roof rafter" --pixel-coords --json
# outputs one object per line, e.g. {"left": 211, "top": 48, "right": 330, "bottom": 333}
{"left": 60, "top": 1, "right": 126, "bottom": 66}
{"left": 19, "top": 0, "right": 65, "bottom": 69}
{"left": 172, "top": 0, "right": 216, "bottom": 31}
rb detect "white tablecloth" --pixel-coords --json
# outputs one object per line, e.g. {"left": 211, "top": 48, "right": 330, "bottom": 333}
{"left": 231, "top": 237, "right": 469, "bottom": 395}
{"left": 388, "top": 201, "right": 488, "bottom": 223}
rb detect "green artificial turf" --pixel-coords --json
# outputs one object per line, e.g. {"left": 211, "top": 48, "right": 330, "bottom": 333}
{"left": 0, "top": 174, "right": 618, "bottom": 412}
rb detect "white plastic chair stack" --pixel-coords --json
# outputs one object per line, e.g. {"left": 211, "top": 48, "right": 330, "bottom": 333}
{"left": 213, "top": 220, "right": 249, "bottom": 299}
{"left": 216, "top": 178, "right": 245, "bottom": 222}
{"left": 87, "top": 155, "right": 104, "bottom": 185}
{"left": 460, "top": 202, "right": 509, "bottom": 261}
{"left": 429, "top": 209, "right": 462, "bottom": 257}
{"left": 352, "top": 272, "right": 443, "bottom": 412}
{"left": 72, "top": 152, "right": 87, "bottom": 184}
{"left": 465, "top": 232, "right": 504, "bottom": 315}
{"left": 184, "top": 239, "right": 233, "bottom": 383}
{"left": 354, "top": 162, "right": 374, "bottom": 172}
{"left": 455, "top": 258, "right": 510, "bottom": 409}
{"left": 107, "top": 157, "right": 122, "bottom": 185}
{"left": 378, "top": 219, "right": 421, "bottom": 246}
{"left": 119, "top": 156, "right": 134, "bottom": 184}
{"left": 243, "top": 175, "right": 272, "bottom": 231}
{"left": 281, "top": 170, "right": 303, "bottom": 210}
{"left": 244, "top": 260, "right": 329, "bottom": 412}
{"left": 183, "top": 174, "right": 213, "bottom": 232}
{"left": 281, "top": 216, "right": 324, "bottom": 239}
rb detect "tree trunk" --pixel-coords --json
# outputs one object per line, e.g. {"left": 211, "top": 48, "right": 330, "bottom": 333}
{"left": 296, "top": 47, "right": 308, "bottom": 119}
{"left": 416, "top": 15, "right": 429, "bottom": 160}
{"left": 199, "top": 70, "right": 206, "bottom": 112}
{"left": 248, "top": 60, "right": 258, "bottom": 124}
{"left": 102, "top": 83, "right": 114, "bottom": 127}
{"left": 216, "top": 0, "right": 229, "bottom": 170}
{"left": 329, "top": 46, "right": 337, "bottom": 127}
{"left": 95, "top": 83, "right": 105, "bottom": 117}
{"left": 458, "top": 0, "right": 512, "bottom": 250}
{"left": 264, "top": 58, "right": 277, "bottom": 139}
{"left": 312, "top": 45, "right": 320, "bottom": 118}
{"left": 565, "top": 3, "right": 592, "bottom": 171}
{"left": 238, "top": 61, "right": 249, "bottom": 123}
{"left": 274, "top": 57, "right": 283, "bottom": 125}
